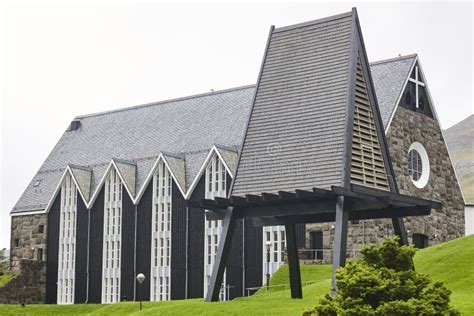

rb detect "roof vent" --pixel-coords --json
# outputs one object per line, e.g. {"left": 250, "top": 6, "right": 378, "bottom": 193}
{"left": 67, "top": 120, "right": 81, "bottom": 132}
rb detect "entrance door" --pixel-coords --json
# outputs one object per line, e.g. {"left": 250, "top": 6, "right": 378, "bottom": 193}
{"left": 310, "top": 231, "right": 323, "bottom": 260}
{"left": 412, "top": 233, "right": 429, "bottom": 249}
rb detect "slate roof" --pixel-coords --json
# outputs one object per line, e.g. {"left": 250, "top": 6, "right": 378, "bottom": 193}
{"left": 10, "top": 35, "right": 416, "bottom": 213}
{"left": 231, "top": 12, "right": 354, "bottom": 196}
{"left": 370, "top": 54, "right": 416, "bottom": 127}
{"left": 12, "top": 85, "right": 254, "bottom": 213}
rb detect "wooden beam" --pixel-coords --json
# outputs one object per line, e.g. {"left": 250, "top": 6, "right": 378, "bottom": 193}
{"left": 261, "top": 192, "right": 279, "bottom": 201}
{"left": 245, "top": 194, "right": 263, "bottom": 204}
{"left": 332, "top": 195, "right": 349, "bottom": 294}
{"left": 238, "top": 198, "right": 335, "bottom": 218}
{"left": 392, "top": 217, "right": 408, "bottom": 246}
{"left": 278, "top": 190, "right": 297, "bottom": 200}
{"left": 205, "top": 207, "right": 238, "bottom": 302}
{"left": 214, "top": 197, "right": 231, "bottom": 208}
{"left": 229, "top": 195, "right": 247, "bottom": 207}
{"left": 285, "top": 224, "right": 302, "bottom": 299}
{"left": 350, "top": 184, "right": 442, "bottom": 209}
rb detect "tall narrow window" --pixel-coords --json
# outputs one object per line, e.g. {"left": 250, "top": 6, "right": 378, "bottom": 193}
{"left": 57, "top": 173, "right": 77, "bottom": 304}
{"left": 102, "top": 169, "right": 122, "bottom": 303}
{"left": 262, "top": 226, "right": 286, "bottom": 284}
{"left": 204, "top": 154, "right": 228, "bottom": 301}
{"left": 150, "top": 161, "right": 172, "bottom": 301}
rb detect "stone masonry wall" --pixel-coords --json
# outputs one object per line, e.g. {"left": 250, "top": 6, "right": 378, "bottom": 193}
{"left": 10, "top": 214, "right": 47, "bottom": 272}
{"left": 0, "top": 259, "right": 46, "bottom": 304}
{"left": 305, "top": 107, "right": 465, "bottom": 260}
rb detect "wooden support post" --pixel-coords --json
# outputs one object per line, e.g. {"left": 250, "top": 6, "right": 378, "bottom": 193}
{"left": 331, "top": 195, "right": 349, "bottom": 294}
{"left": 391, "top": 217, "right": 408, "bottom": 246}
{"left": 205, "top": 207, "right": 237, "bottom": 302}
{"left": 285, "top": 224, "right": 303, "bottom": 299}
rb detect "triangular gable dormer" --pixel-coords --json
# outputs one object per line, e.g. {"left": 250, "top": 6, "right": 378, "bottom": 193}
{"left": 113, "top": 159, "right": 137, "bottom": 197}
{"left": 44, "top": 165, "right": 91, "bottom": 213}
{"left": 69, "top": 164, "right": 92, "bottom": 202}
{"left": 184, "top": 145, "right": 235, "bottom": 199}
{"left": 162, "top": 152, "right": 186, "bottom": 194}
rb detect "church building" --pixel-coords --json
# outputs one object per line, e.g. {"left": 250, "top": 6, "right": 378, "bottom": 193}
{"left": 8, "top": 9, "right": 465, "bottom": 304}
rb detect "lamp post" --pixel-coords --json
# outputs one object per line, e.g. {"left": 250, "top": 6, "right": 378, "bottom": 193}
{"left": 265, "top": 241, "right": 271, "bottom": 291}
{"left": 136, "top": 273, "right": 145, "bottom": 311}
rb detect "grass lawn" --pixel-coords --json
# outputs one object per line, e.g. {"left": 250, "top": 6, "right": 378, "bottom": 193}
{"left": 0, "top": 235, "right": 472, "bottom": 315}
{"left": 414, "top": 234, "right": 474, "bottom": 315}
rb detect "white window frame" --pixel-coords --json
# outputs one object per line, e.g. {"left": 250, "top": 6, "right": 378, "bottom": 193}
{"left": 101, "top": 168, "right": 123, "bottom": 303}
{"left": 262, "top": 226, "right": 286, "bottom": 284}
{"left": 150, "top": 161, "right": 172, "bottom": 301}
{"left": 204, "top": 154, "right": 227, "bottom": 301}
{"left": 408, "top": 142, "right": 430, "bottom": 189}
{"left": 57, "top": 173, "right": 77, "bottom": 304}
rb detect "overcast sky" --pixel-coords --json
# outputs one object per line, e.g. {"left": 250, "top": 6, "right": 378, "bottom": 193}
{"left": 0, "top": 1, "right": 472, "bottom": 250}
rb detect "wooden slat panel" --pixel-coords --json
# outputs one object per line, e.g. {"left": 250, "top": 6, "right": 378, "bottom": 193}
{"left": 351, "top": 58, "right": 390, "bottom": 191}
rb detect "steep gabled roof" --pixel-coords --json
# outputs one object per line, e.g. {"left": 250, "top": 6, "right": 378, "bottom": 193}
{"left": 370, "top": 55, "right": 417, "bottom": 127}
{"left": 231, "top": 9, "right": 396, "bottom": 196}
{"left": 10, "top": 13, "right": 421, "bottom": 214}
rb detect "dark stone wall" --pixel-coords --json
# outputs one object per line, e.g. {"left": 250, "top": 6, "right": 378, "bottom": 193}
{"left": 384, "top": 107, "right": 465, "bottom": 242}
{"left": 10, "top": 214, "right": 48, "bottom": 272}
{"left": 305, "top": 107, "right": 465, "bottom": 258}
{"left": 0, "top": 260, "right": 47, "bottom": 304}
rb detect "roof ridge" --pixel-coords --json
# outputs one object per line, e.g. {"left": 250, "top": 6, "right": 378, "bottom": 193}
{"left": 273, "top": 11, "right": 353, "bottom": 33}
{"left": 75, "top": 84, "right": 256, "bottom": 119}
{"left": 369, "top": 54, "right": 418, "bottom": 66}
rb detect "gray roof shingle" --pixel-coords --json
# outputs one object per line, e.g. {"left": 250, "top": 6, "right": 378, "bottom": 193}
{"left": 370, "top": 54, "right": 416, "bottom": 127}
{"left": 12, "top": 85, "right": 254, "bottom": 213}
{"left": 10, "top": 30, "right": 415, "bottom": 213}
{"left": 231, "top": 12, "right": 354, "bottom": 196}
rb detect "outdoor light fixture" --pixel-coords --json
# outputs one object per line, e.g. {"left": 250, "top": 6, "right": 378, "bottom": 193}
{"left": 136, "top": 273, "right": 145, "bottom": 310}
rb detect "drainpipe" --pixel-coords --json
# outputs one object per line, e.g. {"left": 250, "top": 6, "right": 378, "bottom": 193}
{"left": 185, "top": 205, "right": 189, "bottom": 299}
{"left": 242, "top": 218, "right": 245, "bottom": 296}
{"left": 133, "top": 204, "right": 138, "bottom": 301}
{"left": 85, "top": 208, "right": 91, "bottom": 303}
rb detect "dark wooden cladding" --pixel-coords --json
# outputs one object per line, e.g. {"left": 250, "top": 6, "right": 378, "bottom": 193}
{"left": 120, "top": 188, "right": 135, "bottom": 301}
{"left": 46, "top": 194, "right": 61, "bottom": 304}
{"left": 226, "top": 219, "right": 243, "bottom": 299}
{"left": 88, "top": 187, "right": 104, "bottom": 303}
{"left": 136, "top": 182, "right": 152, "bottom": 301}
{"left": 296, "top": 224, "right": 306, "bottom": 248}
{"left": 245, "top": 219, "right": 263, "bottom": 292}
{"left": 226, "top": 173, "right": 244, "bottom": 299}
{"left": 171, "top": 181, "right": 187, "bottom": 300}
{"left": 187, "top": 175, "right": 205, "bottom": 299}
{"left": 74, "top": 197, "right": 89, "bottom": 303}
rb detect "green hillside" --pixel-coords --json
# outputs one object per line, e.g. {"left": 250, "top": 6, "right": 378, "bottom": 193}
{"left": 414, "top": 234, "right": 474, "bottom": 314}
{"left": 1, "top": 235, "right": 473, "bottom": 315}
{"left": 445, "top": 114, "right": 474, "bottom": 202}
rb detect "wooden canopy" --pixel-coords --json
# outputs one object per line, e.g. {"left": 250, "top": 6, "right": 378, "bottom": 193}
{"left": 188, "top": 183, "right": 441, "bottom": 301}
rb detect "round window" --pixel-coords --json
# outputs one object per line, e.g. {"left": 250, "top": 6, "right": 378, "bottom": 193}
{"left": 407, "top": 142, "right": 430, "bottom": 188}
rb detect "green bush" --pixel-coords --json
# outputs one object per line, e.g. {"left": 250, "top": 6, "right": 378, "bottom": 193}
{"left": 305, "top": 238, "right": 460, "bottom": 316}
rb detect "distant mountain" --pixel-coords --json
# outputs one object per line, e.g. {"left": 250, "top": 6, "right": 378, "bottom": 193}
{"left": 444, "top": 115, "right": 474, "bottom": 203}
